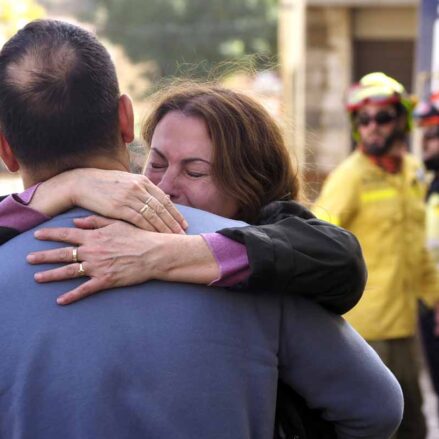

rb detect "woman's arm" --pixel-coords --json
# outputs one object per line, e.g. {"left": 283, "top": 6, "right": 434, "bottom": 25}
{"left": 11, "top": 172, "right": 365, "bottom": 314}
{"left": 218, "top": 201, "right": 367, "bottom": 314}
{"left": 0, "top": 169, "right": 187, "bottom": 246}
{"left": 27, "top": 200, "right": 366, "bottom": 313}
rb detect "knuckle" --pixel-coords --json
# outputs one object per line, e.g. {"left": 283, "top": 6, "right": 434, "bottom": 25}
{"left": 129, "top": 179, "right": 139, "bottom": 191}
{"left": 61, "top": 248, "right": 70, "bottom": 260}
{"left": 144, "top": 208, "right": 154, "bottom": 219}
{"left": 102, "top": 272, "right": 116, "bottom": 287}
{"left": 148, "top": 197, "right": 158, "bottom": 209}
{"left": 94, "top": 230, "right": 105, "bottom": 240}
{"left": 34, "top": 254, "right": 45, "bottom": 263}
{"left": 127, "top": 210, "right": 139, "bottom": 223}
{"left": 156, "top": 204, "right": 166, "bottom": 215}
{"left": 149, "top": 214, "right": 161, "bottom": 226}
{"left": 67, "top": 265, "right": 77, "bottom": 277}
{"left": 59, "top": 230, "right": 69, "bottom": 240}
{"left": 169, "top": 220, "right": 180, "bottom": 232}
{"left": 77, "top": 285, "right": 91, "bottom": 298}
{"left": 163, "top": 197, "right": 173, "bottom": 209}
{"left": 140, "top": 175, "right": 151, "bottom": 187}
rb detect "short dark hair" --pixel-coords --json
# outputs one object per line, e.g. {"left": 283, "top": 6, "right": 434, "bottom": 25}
{"left": 0, "top": 19, "right": 121, "bottom": 171}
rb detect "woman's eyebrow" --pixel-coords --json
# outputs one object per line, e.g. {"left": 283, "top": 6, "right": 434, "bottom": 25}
{"left": 150, "top": 148, "right": 210, "bottom": 165}
{"left": 150, "top": 147, "right": 166, "bottom": 159}
{"left": 182, "top": 158, "right": 211, "bottom": 165}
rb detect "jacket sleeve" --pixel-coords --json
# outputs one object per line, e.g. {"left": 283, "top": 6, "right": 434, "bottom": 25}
{"left": 217, "top": 201, "right": 367, "bottom": 315}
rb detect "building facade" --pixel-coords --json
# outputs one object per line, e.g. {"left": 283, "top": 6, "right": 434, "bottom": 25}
{"left": 282, "top": 0, "right": 419, "bottom": 194}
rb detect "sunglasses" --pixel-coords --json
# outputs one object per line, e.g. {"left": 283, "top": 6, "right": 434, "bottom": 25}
{"left": 357, "top": 111, "right": 397, "bottom": 127}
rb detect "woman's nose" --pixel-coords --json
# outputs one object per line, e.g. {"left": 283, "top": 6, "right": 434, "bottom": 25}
{"left": 157, "top": 170, "right": 179, "bottom": 198}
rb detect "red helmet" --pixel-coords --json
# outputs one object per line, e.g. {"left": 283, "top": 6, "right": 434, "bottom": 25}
{"left": 414, "top": 91, "right": 439, "bottom": 127}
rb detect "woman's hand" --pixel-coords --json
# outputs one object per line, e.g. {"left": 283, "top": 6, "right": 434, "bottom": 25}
{"left": 27, "top": 216, "right": 219, "bottom": 305}
{"left": 30, "top": 168, "right": 188, "bottom": 234}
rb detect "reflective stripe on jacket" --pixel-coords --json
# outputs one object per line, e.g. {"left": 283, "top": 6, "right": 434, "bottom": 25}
{"left": 314, "top": 150, "right": 439, "bottom": 340}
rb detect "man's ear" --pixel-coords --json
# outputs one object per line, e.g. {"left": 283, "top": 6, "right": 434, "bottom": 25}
{"left": 118, "top": 94, "right": 135, "bottom": 144}
{"left": 0, "top": 132, "right": 19, "bottom": 172}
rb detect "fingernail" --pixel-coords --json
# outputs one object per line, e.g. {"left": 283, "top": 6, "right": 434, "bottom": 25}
{"left": 34, "top": 273, "right": 42, "bottom": 281}
{"left": 34, "top": 230, "right": 42, "bottom": 238}
{"left": 182, "top": 220, "right": 189, "bottom": 229}
{"left": 27, "top": 254, "right": 35, "bottom": 263}
{"left": 57, "top": 297, "right": 66, "bottom": 305}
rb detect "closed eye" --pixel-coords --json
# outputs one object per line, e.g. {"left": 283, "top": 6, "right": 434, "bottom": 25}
{"left": 150, "top": 163, "right": 167, "bottom": 169}
{"left": 187, "top": 171, "right": 207, "bottom": 178}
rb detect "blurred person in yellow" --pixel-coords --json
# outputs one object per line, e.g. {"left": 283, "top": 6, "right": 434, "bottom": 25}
{"left": 413, "top": 91, "right": 439, "bottom": 417}
{"left": 313, "top": 72, "right": 439, "bottom": 439}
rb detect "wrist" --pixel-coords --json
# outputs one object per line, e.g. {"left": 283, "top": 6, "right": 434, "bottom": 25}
{"left": 139, "top": 232, "right": 171, "bottom": 281}
{"left": 28, "top": 173, "right": 75, "bottom": 216}
{"left": 63, "top": 169, "right": 84, "bottom": 208}
{"left": 149, "top": 234, "right": 219, "bottom": 284}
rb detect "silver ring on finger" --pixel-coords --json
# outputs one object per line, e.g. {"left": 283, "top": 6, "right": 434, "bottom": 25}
{"left": 78, "top": 262, "right": 86, "bottom": 277}
{"left": 72, "top": 247, "right": 79, "bottom": 263}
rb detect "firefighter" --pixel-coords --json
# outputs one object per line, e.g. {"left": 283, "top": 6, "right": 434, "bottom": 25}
{"left": 314, "top": 72, "right": 439, "bottom": 439}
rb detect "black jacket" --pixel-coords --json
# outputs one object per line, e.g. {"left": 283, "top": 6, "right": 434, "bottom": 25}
{"left": 219, "top": 200, "right": 366, "bottom": 314}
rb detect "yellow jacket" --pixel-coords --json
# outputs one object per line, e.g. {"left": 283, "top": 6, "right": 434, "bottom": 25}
{"left": 426, "top": 191, "right": 439, "bottom": 265}
{"left": 314, "top": 150, "right": 439, "bottom": 340}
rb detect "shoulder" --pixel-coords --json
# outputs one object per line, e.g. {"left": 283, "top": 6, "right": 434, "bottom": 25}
{"left": 318, "top": 153, "right": 363, "bottom": 202}
{"left": 324, "top": 152, "right": 364, "bottom": 185}
{"left": 257, "top": 200, "right": 314, "bottom": 224}
{"left": 404, "top": 153, "right": 425, "bottom": 177}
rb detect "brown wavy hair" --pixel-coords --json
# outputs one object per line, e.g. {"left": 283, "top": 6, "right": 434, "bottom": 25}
{"left": 142, "top": 82, "right": 301, "bottom": 223}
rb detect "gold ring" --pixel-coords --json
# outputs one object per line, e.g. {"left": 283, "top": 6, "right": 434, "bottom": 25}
{"left": 139, "top": 204, "right": 149, "bottom": 215}
{"left": 144, "top": 195, "right": 153, "bottom": 205}
{"left": 72, "top": 247, "right": 79, "bottom": 263}
{"left": 78, "top": 263, "right": 85, "bottom": 276}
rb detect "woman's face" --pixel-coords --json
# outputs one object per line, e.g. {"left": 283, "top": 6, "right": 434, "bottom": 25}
{"left": 144, "top": 111, "right": 239, "bottom": 218}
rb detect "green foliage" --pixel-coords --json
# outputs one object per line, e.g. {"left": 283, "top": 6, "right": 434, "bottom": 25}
{"left": 0, "top": 0, "right": 46, "bottom": 40}
{"left": 88, "top": 0, "right": 278, "bottom": 78}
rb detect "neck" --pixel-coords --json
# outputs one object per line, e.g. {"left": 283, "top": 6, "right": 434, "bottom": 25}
{"left": 359, "top": 142, "right": 405, "bottom": 159}
{"left": 359, "top": 145, "right": 404, "bottom": 174}
{"left": 20, "top": 152, "right": 130, "bottom": 189}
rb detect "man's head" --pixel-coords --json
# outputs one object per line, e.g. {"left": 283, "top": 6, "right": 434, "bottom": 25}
{"left": 0, "top": 19, "right": 134, "bottom": 185}
{"left": 346, "top": 72, "right": 413, "bottom": 157}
